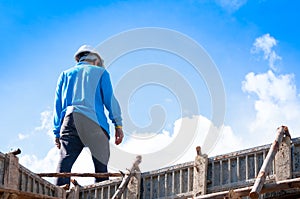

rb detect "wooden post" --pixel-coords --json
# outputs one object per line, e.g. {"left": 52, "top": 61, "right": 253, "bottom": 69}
{"left": 249, "top": 126, "right": 290, "bottom": 199}
{"left": 112, "top": 155, "right": 142, "bottom": 199}
{"left": 275, "top": 135, "right": 292, "bottom": 181}
{"left": 66, "top": 185, "right": 80, "bottom": 199}
{"left": 1, "top": 151, "right": 20, "bottom": 199}
{"left": 3, "top": 153, "right": 20, "bottom": 190}
{"left": 193, "top": 146, "right": 208, "bottom": 197}
{"left": 126, "top": 166, "right": 141, "bottom": 199}
{"left": 66, "top": 179, "right": 81, "bottom": 199}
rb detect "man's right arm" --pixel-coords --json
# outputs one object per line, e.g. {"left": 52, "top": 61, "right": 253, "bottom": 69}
{"left": 53, "top": 72, "right": 64, "bottom": 140}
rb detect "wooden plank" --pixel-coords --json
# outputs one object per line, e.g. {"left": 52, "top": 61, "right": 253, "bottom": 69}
{"left": 194, "top": 177, "right": 300, "bottom": 199}
{"left": 0, "top": 188, "right": 63, "bottom": 199}
{"left": 37, "top": 172, "right": 123, "bottom": 178}
{"left": 112, "top": 155, "right": 142, "bottom": 199}
{"left": 249, "top": 126, "right": 290, "bottom": 199}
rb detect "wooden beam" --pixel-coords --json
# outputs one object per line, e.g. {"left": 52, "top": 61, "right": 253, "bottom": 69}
{"left": 37, "top": 172, "right": 123, "bottom": 178}
{"left": 194, "top": 177, "right": 300, "bottom": 199}
{"left": 249, "top": 126, "right": 290, "bottom": 199}
{"left": 112, "top": 155, "right": 142, "bottom": 199}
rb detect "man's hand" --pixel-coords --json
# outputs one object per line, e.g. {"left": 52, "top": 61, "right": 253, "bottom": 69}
{"left": 115, "top": 128, "right": 124, "bottom": 145}
{"left": 55, "top": 138, "right": 61, "bottom": 149}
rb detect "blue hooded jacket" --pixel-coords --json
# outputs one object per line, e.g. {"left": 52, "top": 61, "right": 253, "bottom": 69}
{"left": 53, "top": 62, "right": 122, "bottom": 138}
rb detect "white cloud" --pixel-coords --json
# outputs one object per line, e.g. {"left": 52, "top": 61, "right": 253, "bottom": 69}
{"left": 34, "top": 109, "right": 53, "bottom": 137}
{"left": 242, "top": 70, "right": 300, "bottom": 145}
{"left": 119, "top": 130, "right": 173, "bottom": 154}
{"left": 173, "top": 116, "right": 243, "bottom": 162}
{"left": 18, "top": 133, "right": 29, "bottom": 140}
{"left": 242, "top": 70, "right": 296, "bottom": 102}
{"left": 215, "top": 0, "right": 247, "bottom": 12}
{"left": 241, "top": 34, "right": 300, "bottom": 146}
{"left": 119, "top": 115, "right": 243, "bottom": 168}
{"left": 210, "top": 125, "right": 243, "bottom": 156}
{"left": 251, "top": 34, "right": 282, "bottom": 71}
{"left": 17, "top": 109, "right": 53, "bottom": 141}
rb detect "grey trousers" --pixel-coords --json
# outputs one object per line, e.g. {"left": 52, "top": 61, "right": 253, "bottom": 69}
{"left": 55, "top": 112, "right": 110, "bottom": 186}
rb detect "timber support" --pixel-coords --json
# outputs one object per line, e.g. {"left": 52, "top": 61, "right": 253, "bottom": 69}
{"left": 193, "top": 146, "right": 208, "bottom": 197}
{"left": 249, "top": 126, "right": 290, "bottom": 199}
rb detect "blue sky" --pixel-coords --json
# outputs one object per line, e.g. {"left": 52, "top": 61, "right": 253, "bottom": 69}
{"left": 1, "top": 0, "right": 300, "bottom": 184}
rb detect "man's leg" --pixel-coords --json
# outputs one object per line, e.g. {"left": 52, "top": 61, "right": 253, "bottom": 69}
{"left": 55, "top": 113, "right": 84, "bottom": 186}
{"left": 92, "top": 155, "right": 109, "bottom": 182}
{"left": 56, "top": 136, "right": 84, "bottom": 186}
{"left": 73, "top": 112, "right": 110, "bottom": 183}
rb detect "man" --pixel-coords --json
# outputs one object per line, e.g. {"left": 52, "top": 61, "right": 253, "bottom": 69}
{"left": 53, "top": 45, "right": 124, "bottom": 187}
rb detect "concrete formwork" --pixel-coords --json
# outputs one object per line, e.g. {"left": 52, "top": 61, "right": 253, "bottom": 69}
{"left": 1, "top": 133, "right": 300, "bottom": 198}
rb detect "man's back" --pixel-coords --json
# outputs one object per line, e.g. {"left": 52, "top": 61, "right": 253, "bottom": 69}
{"left": 62, "top": 63, "right": 105, "bottom": 112}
